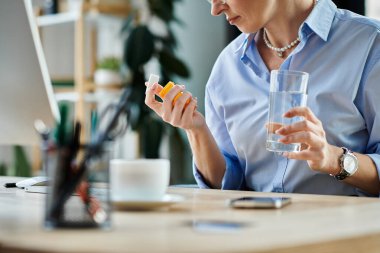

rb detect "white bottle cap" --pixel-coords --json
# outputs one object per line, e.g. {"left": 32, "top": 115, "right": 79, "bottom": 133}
{"left": 148, "top": 74, "right": 160, "bottom": 86}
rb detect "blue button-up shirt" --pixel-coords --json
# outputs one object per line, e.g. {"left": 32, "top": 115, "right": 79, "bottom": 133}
{"left": 193, "top": 0, "right": 380, "bottom": 197}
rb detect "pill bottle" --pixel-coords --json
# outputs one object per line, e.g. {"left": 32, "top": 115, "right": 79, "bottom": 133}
{"left": 159, "top": 81, "right": 190, "bottom": 106}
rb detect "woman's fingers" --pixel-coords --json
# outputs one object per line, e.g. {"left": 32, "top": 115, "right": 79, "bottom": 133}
{"left": 283, "top": 107, "right": 321, "bottom": 126}
{"left": 145, "top": 82, "right": 164, "bottom": 116}
{"left": 170, "top": 91, "right": 192, "bottom": 125}
{"left": 266, "top": 122, "right": 284, "bottom": 134}
{"left": 179, "top": 97, "right": 198, "bottom": 129}
{"left": 278, "top": 131, "right": 323, "bottom": 148}
{"left": 145, "top": 81, "right": 199, "bottom": 130}
{"left": 276, "top": 119, "right": 324, "bottom": 137}
{"left": 277, "top": 106, "right": 335, "bottom": 173}
{"left": 282, "top": 149, "right": 316, "bottom": 161}
{"left": 161, "top": 85, "right": 184, "bottom": 120}
{"left": 145, "top": 81, "right": 163, "bottom": 93}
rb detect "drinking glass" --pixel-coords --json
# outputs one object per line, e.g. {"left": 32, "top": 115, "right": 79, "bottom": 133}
{"left": 266, "top": 70, "right": 309, "bottom": 153}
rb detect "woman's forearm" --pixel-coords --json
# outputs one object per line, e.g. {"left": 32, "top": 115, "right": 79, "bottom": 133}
{"left": 186, "top": 125, "right": 226, "bottom": 189}
{"left": 344, "top": 152, "right": 380, "bottom": 195}
{"left": 326, "top": 145, "right": 380, "bottom": 195}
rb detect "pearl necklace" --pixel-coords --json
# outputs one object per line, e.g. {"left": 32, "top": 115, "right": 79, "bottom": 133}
{"left": 263, "top": 29, "right": 300, "bottom": 58}
{"left": 263, "top": 0, "right": 318, "bottom": 58}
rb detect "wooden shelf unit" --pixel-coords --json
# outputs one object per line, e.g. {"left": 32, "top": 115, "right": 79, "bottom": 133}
{"left": 36, "top": 1, "right": 130, "bottom": 141}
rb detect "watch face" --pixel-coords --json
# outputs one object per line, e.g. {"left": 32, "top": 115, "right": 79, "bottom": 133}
{"left": 343, "top": 154, "right": 358, "bottom": 174}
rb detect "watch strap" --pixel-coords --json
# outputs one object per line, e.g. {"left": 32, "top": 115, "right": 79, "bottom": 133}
{"left": 333, "top": 147, "right": 351, "bottom": 181}
{"left": 334, "top": 168, "right": 350, "bottom": 180}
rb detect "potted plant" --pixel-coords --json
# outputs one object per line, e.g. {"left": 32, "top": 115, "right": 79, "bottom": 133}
{"left": 94, "top": 56, "right": 123, "bottom": 86}
{"left": 121, "top": 0, "right": 190, "bottom": 159}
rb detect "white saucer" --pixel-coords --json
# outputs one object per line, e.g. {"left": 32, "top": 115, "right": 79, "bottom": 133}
{"left": 112, "top": 194, "right": 185, "bottom": 211}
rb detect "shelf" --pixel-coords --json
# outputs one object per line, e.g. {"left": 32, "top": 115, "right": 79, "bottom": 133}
{"left": 52, "top": 78, "right": 75, "bottom": 88}
{"left": 55, "top": 91, "right": 97, "bottom": 103}
{"left": 36, "top": 12, "right": 79, "bottom": 27}
{"left": 54, "top": 90, "right": 122, "bottom": 103}
{"left": 36, "top": 1, "right": 131, "bottom": 27}
{"left": 52, "top": 78, "right": 124, "bottom": 93}
{"left": 83, "top": 2, "right": 131, "bottom": 18}
{"left": 85, "top": 81, "right": 124, "bottom": 92}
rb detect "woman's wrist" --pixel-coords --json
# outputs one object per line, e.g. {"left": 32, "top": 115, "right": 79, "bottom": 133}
{"left": 327, "top": 145, "right": 344, "bottom": 176}
{"left": 185, "top": 122, "right": 208, "bottom": 140}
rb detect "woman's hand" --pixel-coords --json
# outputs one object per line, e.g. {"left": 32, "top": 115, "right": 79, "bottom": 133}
{"left": 144, "top": 81, "right": 205, "bottom": 131}
{"left": 146, "top": 81, "right": 226, "bottom": 188}
{"left": 275, "top": 107, "right": 341, "bottom": 175}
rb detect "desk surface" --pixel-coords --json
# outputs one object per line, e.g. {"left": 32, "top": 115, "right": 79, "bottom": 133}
{"left": 1, "top": 177, "right": 380, "bottom": 253}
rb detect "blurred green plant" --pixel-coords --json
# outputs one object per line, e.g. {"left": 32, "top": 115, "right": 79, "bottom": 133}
{"left": 0, "top": 163, "right": 7, "bottom": 176}
{"left": 121, "top": 0, "right": 190, "bottom": 158}
{"left": 97, "top": 57, "right": 121, "bottom": 71}
{"left": 10, "top": 145, "right": 31, "bottom": 177}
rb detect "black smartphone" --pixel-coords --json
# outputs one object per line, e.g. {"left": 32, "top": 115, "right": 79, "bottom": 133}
{"left": 228, "top": 197, "right": 291, "bottom": 209}
{"left": 189, "top": 220, "right": 248, "bottom": 233}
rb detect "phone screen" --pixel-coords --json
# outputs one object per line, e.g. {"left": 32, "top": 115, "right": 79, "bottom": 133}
{"left": 188, "top": 220, "right": 249, "bottom": 234}
{"left": 228, "top": 197, "right": 291, "bottom": 209}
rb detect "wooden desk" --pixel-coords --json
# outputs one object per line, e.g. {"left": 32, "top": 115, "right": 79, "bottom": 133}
{"left": 1, "top": 177, "right": 380, "bottom": 253}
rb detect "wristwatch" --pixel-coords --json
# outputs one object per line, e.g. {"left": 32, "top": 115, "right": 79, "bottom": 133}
{"left": 333, "top": 147, "right": 359, "bottom": 180}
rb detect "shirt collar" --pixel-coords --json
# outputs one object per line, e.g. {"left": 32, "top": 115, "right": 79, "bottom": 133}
{"left": 303, "top": 0, "right": 337, "bottom": 41}
{"left": 234, "top": 33, "right": 255, "bottom": 55}
{"left": 235, "top": 0, "right": 337, "bottom": 56}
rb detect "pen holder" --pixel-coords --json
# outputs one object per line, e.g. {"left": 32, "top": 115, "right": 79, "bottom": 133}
{"left": 43, "top": 142, "right": 113, "bottom": 229}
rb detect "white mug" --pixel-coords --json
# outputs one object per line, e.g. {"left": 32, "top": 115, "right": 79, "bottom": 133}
{"left": 110, "top": 159, "right": 170, "bottom": 201}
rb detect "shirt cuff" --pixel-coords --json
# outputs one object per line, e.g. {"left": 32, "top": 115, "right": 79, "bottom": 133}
{"left": 220, "top": 152, "right": 245, "bottom": 190}
{"left": 193, "top": 163, "right": 211, "bottom": 189}
{"left": 192, "top": 153, "right": 245, "bottom": 190}
{"left": 366, "top": 153, "right": 380, "bottom": 197}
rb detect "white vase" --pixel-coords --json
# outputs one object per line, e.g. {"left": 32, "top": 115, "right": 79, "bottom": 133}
{"left": 94, "top": 69, "right": 122, "bottom": 86}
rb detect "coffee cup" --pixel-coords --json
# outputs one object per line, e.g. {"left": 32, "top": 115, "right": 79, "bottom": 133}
{"left": 110, "top": 159, "right": 170, "bottom": 202}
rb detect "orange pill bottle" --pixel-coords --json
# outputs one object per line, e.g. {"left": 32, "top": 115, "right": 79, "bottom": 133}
{"left": 159, "top": 81, "right": 191, "bottom": 106}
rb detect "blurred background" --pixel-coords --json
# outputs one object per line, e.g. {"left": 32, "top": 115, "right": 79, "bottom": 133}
{"left": 0, "top": 0, "right": 376, "bottom": 185}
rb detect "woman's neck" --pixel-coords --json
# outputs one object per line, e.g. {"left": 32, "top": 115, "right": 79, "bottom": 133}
{"left": 264, "top": 0, "right": 315, "bottom": 47}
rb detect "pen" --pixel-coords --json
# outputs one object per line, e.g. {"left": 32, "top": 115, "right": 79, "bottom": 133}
{"left": 48, "top": 104, "right": 71, "bottom": 221}
{"left": 90, "top": 109, "right": 98, "bottom": 142}
{"left": 49, "top": 121, "right": 79, "bottom": 221}
{"left": 77, "top": 181, "right": 107, "bottom": 224}
{"left": 54, "top": 104, "right": 69, "bottom": 146}
{"left": 4, "top": 183, "right": 16, "bottom": 188}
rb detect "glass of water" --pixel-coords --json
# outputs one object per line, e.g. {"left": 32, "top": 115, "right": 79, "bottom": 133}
{"left": 266, "top": 70, "right": 309, "bottom": 153}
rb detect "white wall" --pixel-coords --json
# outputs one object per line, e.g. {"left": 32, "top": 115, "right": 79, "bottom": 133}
{"left": 41, "top": 15, "right": 124, "bottom": 79}
{"left": 366, "top": 0, "right": 380, "bottom": 19}
{"left": 173, "top": 0, "right": 226, "bottom": 113}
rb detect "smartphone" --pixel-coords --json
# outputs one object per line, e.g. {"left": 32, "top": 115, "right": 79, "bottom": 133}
{"left": 189, "top": 220, "right": 248, "bottom": 233}
{"left": 228, "top": 197, "right": 291, "bottom": 209}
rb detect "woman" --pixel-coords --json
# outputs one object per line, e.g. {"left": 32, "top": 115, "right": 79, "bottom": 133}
{"left": 145, "top": 0, "right": 380, "bottom": 196}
